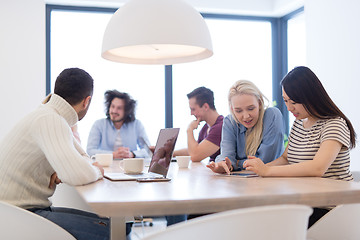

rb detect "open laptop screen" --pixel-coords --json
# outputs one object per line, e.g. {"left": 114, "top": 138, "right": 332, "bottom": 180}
{"left": 148, "top": 128, "right": 180, "bottom": 177}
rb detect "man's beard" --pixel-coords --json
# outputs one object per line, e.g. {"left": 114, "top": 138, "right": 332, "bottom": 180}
{"left": 111, "top": 115, "right": 124, "bottom": 123}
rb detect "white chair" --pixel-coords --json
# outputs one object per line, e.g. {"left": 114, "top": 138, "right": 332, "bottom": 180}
{"left": 0, "top": 201, "right": 76, "bottom": 240}
{"left": 307, "top": 203, "right": 360, "bottom": 240}
{"left": 141, "top": 204, "right": 312, "bottom": 240}
{"left": 351, "top": 171, "right": 360, "bottom": 182}
{"left": 50, "top": 183, "right": 135, "bottom": 224}
{"left": 50, "top": 183, "right": 93, "bottom": 212}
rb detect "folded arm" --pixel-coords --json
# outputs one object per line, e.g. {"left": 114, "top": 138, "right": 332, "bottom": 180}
{"left": 244, "top": 140, "right": 342, "bottom": 177}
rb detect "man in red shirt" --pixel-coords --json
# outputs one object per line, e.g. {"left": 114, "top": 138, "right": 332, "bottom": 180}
{"left": 173, "top": 87, "right": 224, "bottom": 162}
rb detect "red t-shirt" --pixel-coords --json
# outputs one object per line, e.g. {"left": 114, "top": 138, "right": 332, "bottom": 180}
{"left": 197, "top": 115, "right": 224, "bottom": 161}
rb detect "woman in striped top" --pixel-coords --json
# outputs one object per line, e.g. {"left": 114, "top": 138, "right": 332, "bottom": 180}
{"left": 243, "top": 66, "right": 356, "bottom": 227}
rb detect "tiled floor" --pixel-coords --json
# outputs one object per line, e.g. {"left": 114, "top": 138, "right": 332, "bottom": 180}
{"left": 127, "top": 217, "right": 167, "bottom": 240}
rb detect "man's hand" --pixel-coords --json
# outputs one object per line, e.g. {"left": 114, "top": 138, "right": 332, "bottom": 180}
{"left": 92, "top": 162, "right": 105, "bottom": 176}
{"left": 187, "top": 118, "right": 201, "bottom": 132}
{"left": 149, "top": 146, "right": 155, "bottom": 153}
{"left": 48, "top": 172, "right": 62, "bottom": 189}
{"left": 113, "top": 147, "right": 132, "bottom": 159}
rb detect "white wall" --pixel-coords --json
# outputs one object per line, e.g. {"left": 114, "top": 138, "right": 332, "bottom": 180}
{"left": 305, "top": 0, "right": 360, "bottom": 170}
{"left": 0, "top": 0, "right": 45, "bottom": 141}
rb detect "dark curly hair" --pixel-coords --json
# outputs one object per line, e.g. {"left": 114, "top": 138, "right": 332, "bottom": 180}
{"left": 104, "top": 90, "right": 136, "bottom": 123}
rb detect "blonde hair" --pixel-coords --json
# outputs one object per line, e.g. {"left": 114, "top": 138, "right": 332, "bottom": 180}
{"left": 228, "top": 80, "right": 268, "bottom": 156}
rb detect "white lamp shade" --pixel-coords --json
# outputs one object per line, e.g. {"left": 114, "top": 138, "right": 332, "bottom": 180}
{"left": 101, "top": 0, "right": 213, "bottom": 65}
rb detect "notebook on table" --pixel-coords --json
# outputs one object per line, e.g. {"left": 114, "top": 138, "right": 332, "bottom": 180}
{"left": 104, "top": 128, "right": 180, "bottom": 182}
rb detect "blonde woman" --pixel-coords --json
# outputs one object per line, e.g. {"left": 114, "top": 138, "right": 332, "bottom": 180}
{"left": 207, "top": 80, "right": 284, "bottom": 173}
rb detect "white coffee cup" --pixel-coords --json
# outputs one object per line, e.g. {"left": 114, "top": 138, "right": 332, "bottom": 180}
{"left": 176, "top": 156, "right": 191, "bottom": 168}
{"left": 120, "top": 158, "right": 144, "bottom": 174}
{"left": 91, "top": 153, "right": 113, "bottom": 167}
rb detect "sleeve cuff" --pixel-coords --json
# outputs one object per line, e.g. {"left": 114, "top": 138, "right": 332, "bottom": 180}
{"left": 93, "top": 165, "right": 103, "bottom": 180}
{"left": 234, "top": 159, "right": 246, "bottom": 171}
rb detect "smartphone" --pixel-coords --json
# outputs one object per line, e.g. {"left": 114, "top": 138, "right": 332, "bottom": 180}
{"left": 229, "top": 172, "right": 258, "bottom": 178}
{"left": 136, "top": 178, "right": 171, "bottom": 182}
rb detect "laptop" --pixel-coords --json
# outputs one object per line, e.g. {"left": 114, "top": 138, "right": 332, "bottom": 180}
{"left": 104, "top": 128, "right": 180, "bottom": 181}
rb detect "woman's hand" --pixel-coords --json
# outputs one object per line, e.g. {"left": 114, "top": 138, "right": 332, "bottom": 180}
{"left": 207, "top": 157, "right": 232, "bottom": 174}
{"left": 243, "top": 156, "right": 268, "bottom": 176}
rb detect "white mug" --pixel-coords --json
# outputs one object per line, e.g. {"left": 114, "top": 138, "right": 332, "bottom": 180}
{"left": 120, "top": 158, "right": 144, "bottom": 174}
{"left": 91, "top": 153, "right": 113, "bottom": 167}
{"left": 176, "top": 156, "right": 191, "bottom": 168}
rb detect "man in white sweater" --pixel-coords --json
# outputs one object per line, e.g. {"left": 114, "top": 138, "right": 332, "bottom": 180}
{"left": 0, "top": 68, "right": 111, "bottom": 240}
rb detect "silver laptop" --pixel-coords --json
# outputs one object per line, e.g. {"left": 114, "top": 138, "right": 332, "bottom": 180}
{"left": 104, "top": 128, "right": 180, "bottom": 181}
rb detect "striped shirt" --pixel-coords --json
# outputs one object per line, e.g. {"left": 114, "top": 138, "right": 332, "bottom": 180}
{"left": 288, "top": 117, "right": 353, "bottom": 181}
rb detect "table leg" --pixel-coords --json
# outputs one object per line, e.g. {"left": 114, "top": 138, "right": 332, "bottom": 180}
{"left": 110, "top": 216, "right": 126, "bottom": 240}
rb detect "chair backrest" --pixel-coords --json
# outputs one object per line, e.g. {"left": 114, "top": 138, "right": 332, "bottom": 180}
{"left": 307, "top": 203, "right": 360, "bottom": 240}
{"left": 351, "top": 171, "right": 360, "bottom": 182}
{"left": 50, "top": 183, "right": 134, "bottom": 223}
{"left": 142, "top": 204, "right": 312, "bottom": 240}
{"left": 0, "top": 201, "right": 76, "bottom": 240}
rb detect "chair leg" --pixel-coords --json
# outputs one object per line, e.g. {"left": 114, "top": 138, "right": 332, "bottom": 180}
{"left": 133, "top": 216, "right": 153, "bottom": 227}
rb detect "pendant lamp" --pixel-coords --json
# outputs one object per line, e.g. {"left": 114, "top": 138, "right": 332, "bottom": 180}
{"left": 101, "top": 0, "right": 213, "bottom": 65}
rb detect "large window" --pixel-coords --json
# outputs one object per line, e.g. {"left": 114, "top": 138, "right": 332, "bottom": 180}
{"left": 47, "top": 5, "right": 299, "bottom": 150}
{"left": 287, "top": 11, "right": 306, "bottom": 71}
{"left": 173, "top": 19, "right": 272, "bottom": 148}
{"left": 50, "top": 9, "right": 164, "bottom": 147}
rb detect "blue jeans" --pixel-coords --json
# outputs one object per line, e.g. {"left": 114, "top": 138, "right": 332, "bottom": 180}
{"left": 165, "top": 214, "right": 187, "bottom": 226}
{"left": 28, "top": 207, "right": 132, "bottom": 240}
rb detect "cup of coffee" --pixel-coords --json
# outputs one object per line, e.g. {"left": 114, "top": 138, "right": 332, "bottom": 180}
{"left": 120, "top": 158, "right": 144, "bottom": 174}
{"left": 91, "top": 153, "right": 113, "bottom": 167}
{"left": 176, "top": 156, "right": 191, "bottom": 168}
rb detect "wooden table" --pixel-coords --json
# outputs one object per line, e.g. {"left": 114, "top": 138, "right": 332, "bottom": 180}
{"left": 75, "top": 160, "right": 360, "bottom": 240}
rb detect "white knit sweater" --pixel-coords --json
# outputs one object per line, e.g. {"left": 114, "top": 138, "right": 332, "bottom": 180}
{"left": 0, "top": 94, "right": 102, "bottom": 209}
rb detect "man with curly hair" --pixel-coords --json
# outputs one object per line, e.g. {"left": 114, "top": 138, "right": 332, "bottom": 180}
{"left": 87, "top": 90, "right": 150, "bottom": 159}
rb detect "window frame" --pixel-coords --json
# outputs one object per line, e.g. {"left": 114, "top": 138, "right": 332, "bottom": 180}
{"left": 46, "top": 4, "right": 305, "bottom": 134}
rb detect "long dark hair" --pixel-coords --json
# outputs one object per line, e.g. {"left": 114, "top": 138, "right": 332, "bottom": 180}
{"left": 281, "top": 66, "right": 356, "bottom": 148}
{"left": 104, "top": 90, "right": 136, "bottom": 123}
